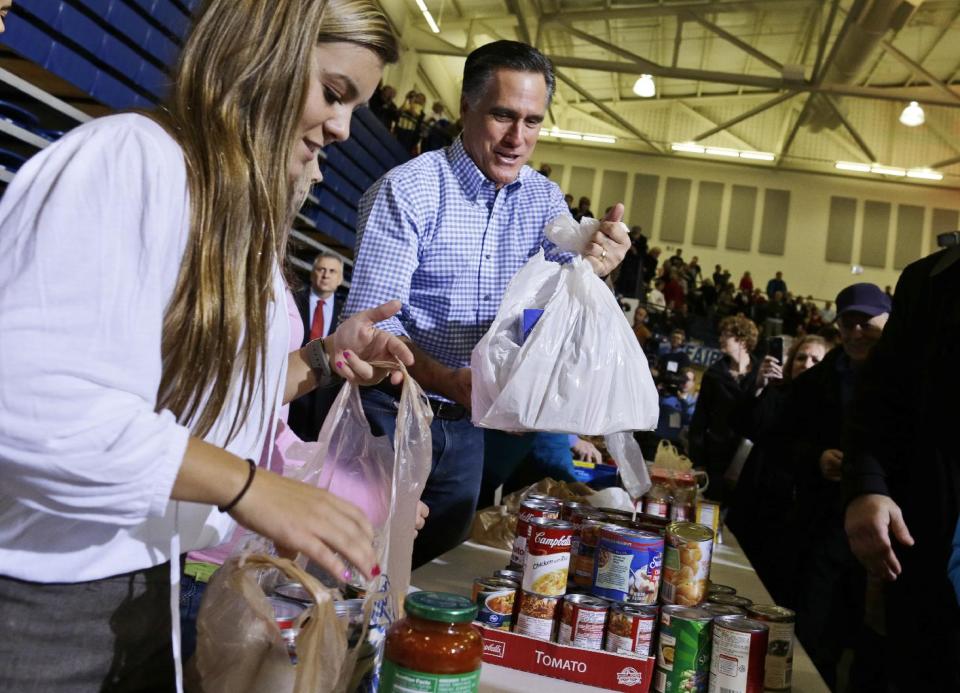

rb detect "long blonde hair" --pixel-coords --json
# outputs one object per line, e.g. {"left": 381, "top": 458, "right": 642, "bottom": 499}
{"left": 155, "top": 0, "right": 397, "bottom": 440}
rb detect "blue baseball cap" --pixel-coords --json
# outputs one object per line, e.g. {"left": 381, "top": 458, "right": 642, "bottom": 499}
{"left": 835, "top": 283, "right": 891, "bottom": 317}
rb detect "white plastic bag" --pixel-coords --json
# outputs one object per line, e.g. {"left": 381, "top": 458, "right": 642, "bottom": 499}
{"left": 471, "top": 216, "right": 658, "bottom": 434}
{"left": 470, "top": 215, "right": 659, "bottom": 498}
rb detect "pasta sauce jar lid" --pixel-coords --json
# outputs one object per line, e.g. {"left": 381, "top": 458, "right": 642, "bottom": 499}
{"left": 404, "top": 591, "right": 478, "bottom": 623}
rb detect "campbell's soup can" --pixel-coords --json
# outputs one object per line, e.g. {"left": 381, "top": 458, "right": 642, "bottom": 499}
{"left": 591, "top": 526, "right": 664, "bottom": 605}
{"left": 708, "top": 615, "right": 769, "bottom": 693}
{"left": 471, "top": 577, "right": 518, "bottom": 631}
{"left": 524, "top": 491, "right": 563, "bottom": 508}
{"left": 747, "top": 605, "right": 795, "bottom": 691}
{"left": 515, "top": 589, "right": 561, "bottom": 640}
{"left": 557, "top": 594, "right": 608, "bottom": 650}
{"left": 522, "top": 518, "right": 573, "bottom": 597}
{"left": 654, "top": 605, "right": 713, "bottom": 693}
{"left": 661, "top": 522, "right": 714, "bottom": 606}
{"left": 510, "top": 500, "right": 560, "bottom": 569}
{"left": 605, "top": 603, "right": 659, "bottom": 659}
{"left": 571, "top": 518, "right": 611, "bottom": 587}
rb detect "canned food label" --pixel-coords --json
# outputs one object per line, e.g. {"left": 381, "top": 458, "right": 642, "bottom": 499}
{"left": 764, "top": 622, "right": 794, "bottom": 690}
{"left": 662, "top": 536, "right": 713, "bottom": 606}
{"left": 655, "top": 616, "right": 711, "bottom": 692}
{"left": 709, "top": 628, "right": 752, "bottom": 693}
{"left": 558, "top": 606, "right": 606, "bottom": 649}
{"left": 379, "top": 661, "right": 480, "bottom": 692}
{"left": 523, "top": 552, "right": 570, "bottom": 596}
{"left": 606, "top": 608, "right": 655, "bottom": 658}
{"left": 516, "top": 611, "right": 555, "bottom": 640}
{"left": 593, "top": 536, "right": 662, "bottom": 604}
{"left": 645, "top": 501, "right": 668, "bottom": 518}
{"left": 475, "top": 589, "right": 516, "bottom": 630}
{"left": 509, "top": 535, "right": 527, "bottom": 569}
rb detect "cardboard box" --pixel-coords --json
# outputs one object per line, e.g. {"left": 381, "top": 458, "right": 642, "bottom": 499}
{"left": 478, "top": 624, "right": 654, "bottom": 691}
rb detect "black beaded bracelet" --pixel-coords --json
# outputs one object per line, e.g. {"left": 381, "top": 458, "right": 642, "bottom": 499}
{"left": 218, "top": 458, "right": 257, "bottom": 513}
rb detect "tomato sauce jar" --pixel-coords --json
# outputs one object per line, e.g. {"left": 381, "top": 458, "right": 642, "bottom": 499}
{"left": 381, "top": 591, "right": 483, "bottom": 692}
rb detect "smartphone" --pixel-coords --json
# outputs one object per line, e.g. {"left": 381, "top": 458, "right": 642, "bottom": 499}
{"left": 768, "top": 336, "right": 785, "bottom": 363}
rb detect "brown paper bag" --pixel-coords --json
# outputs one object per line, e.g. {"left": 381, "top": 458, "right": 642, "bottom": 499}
{"left": 191, "top": 553, "right": 351, "bottom": 693}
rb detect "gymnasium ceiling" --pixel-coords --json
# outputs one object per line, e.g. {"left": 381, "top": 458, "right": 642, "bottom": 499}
{"left": 382, "top": 0, "right": 960, "bottom": 186}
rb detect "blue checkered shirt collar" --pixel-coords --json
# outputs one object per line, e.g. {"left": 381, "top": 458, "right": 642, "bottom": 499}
{"left": 447, "top": 136, "right": 528, "bottom": 202}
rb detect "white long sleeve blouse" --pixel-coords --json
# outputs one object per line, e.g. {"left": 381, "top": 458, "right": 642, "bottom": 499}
{"left": 0, "top": 114, "right": 289, "bottom": 582}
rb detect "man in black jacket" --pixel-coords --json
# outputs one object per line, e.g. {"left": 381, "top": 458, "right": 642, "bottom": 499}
{"left": 789, "top": 282, "right": 890, "bottom": 689}
{"left": 844, "top": 245, "right": 960, "bottom": 691}
{"left": 288, "top": 253, "right": 346, "bottom": 441}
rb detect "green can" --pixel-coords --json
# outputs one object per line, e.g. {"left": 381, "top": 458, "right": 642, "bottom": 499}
{"left": 653, "top": 605, "right": 713, "bottom": 693}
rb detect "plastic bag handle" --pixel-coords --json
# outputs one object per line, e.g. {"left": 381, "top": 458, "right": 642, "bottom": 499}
{"left": 236, "top": 553, "right": 337, "bottom": 615}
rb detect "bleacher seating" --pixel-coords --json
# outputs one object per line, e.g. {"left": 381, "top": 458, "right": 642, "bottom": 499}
{"left": 0, "top": 0, "right": 411, "bottom": 262}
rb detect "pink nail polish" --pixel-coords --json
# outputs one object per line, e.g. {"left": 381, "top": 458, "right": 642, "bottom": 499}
{"left": 342, "top": 569, "right": 351, "bottom": 581}
{"left": 336, "top": 361, "right": 343, "bottom": 369}
{"left": 344, "top": 351, "right": 351, "bottom": 358}
{"left": 371, "top": 564, "right": 381, "bottom": 577}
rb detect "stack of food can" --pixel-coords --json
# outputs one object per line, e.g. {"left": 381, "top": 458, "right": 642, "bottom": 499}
{"left": 509, "top": 497, "right": 562, "bottom": 570}
{"left": 516, "top": 515, "right": 574, "bottom": 639}
{"left": 467, "top": 500, "right": 795, "bottom": 692}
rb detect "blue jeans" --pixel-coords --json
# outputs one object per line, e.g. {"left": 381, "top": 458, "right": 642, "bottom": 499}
{"left": 179, "top": 573, "right": 207, "bottom": 663}
{"left": 360, "top": 387, "right": 484, "bottom": 568}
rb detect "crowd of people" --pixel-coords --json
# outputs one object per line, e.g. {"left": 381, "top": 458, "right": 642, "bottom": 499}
{"left": 0, "top": 2, "right": 957, "bottom": 691}
{"left": 368, "top": 84, "right": 459, "bottom": 156}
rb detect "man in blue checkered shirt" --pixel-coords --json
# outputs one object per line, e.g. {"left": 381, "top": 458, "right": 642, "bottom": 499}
{"left": 343, "top": 40, "right": 631, "bottom": 567}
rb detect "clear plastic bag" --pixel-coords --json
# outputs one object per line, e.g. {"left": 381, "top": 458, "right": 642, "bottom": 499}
{"left": 192, "top": 365, "right": 433, "bottom": 693}
{"left": 470, "top": 216, "right": 658, "bottom": 498}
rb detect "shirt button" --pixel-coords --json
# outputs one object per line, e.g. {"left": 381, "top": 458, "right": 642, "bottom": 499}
{"left": 484, "top": 294, "right": 491, "bottom": 301}
{"left": 485, "top": 254, "right": 492, "bottom": 259}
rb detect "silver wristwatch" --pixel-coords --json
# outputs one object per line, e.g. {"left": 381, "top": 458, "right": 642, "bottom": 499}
{"left": 304, "top": 337, "right": 333, "bottom": 380}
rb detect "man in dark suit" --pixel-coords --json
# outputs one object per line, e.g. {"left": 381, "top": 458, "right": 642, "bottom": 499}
{"left": 844, "top": 242, "right": 960, "bottom": 692}
{"left": 288, "top": 253, "right": 346, "bottom": 441}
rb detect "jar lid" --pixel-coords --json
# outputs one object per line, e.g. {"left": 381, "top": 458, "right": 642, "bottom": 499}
{"left": 405, "top": 591, "right": 478, "bottom": 623}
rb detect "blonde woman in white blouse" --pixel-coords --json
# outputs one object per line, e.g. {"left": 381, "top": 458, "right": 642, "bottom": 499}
{"left": 0, "top": 1, "right": 408, "bottom": 690}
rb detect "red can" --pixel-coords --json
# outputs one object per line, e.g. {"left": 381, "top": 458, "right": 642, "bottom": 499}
{"left": 557, "top": 594, "right": 608, "bottom": 650}
{"left": 525, "top": 492, "right": 563, "bottom": 507}
{"left": 604, "top": 603, "right": 658, "bottom": 658}
{"left": 709, "top": 615, "right": 769, "bottom": 693}
{"left": 522, "top": 517, "right": 574, "bottom": 597}
{"left": 510, "top": 500, "right": 561, "bottom": 569}
{"left": 560, "top": 500, "right": 590, "bottom": 522}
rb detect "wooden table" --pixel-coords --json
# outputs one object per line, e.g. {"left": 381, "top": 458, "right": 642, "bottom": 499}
{"left": 412, "top": 531, "right": 829, "bottom": 692}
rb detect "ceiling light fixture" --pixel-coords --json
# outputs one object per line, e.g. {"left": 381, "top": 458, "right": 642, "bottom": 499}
{"left": 705, "top": 147, "right": 740, "bottom": 158}
{"left": 539, "top": 128, "right": 617, "bottom": 144}
{"left": 414, "top": 0, "right": 440, "bottom": 33}
{"left": 583, "top": 134, "right": 617, "bottom": 144}
{"left": 739, "top": 151, "right": 776, "bottom": 161}
{"left": 835, "top": 161, "right": 872, "bottom": 172}
{"left": 835, "top": 161, "right": 941, "bottom": 181}
{"left": 671, "top": 142, "right": 705, "bottom": 154}
{"left": 899, "top": 100, "right": 925, "bottom": 127}
{"left": 671, "top": 142, "right": 776, "bottom": 162}
{"left": 633, "top": 74, "right": 656, "bottom": 98}
{"left": 870, "top": 164, "right": 907, "bottom": 177}
{"left": 906, "top": 168, "right": 943, "bottom": 181}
